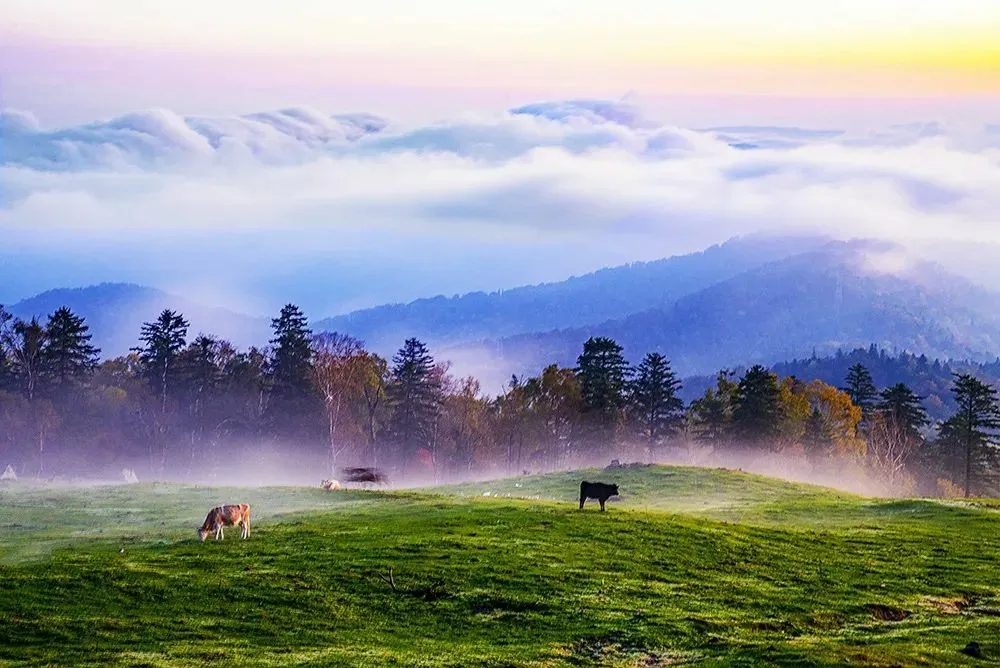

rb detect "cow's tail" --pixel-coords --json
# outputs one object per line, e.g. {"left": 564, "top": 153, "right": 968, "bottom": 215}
{"left": 579, "top": 481, "right": 586, "bottom": 510}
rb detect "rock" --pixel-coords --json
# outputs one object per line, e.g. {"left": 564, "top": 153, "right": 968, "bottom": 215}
{"left": 121, "top": 468, "right": 139, "bottom": 483}
{"left": 1, "top": 464, "right": 16, "bottom": 481}
{"left": 961, "top": 642, "right": 982, "bottom": 658}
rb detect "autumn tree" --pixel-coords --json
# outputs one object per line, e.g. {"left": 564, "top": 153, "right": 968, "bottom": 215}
{"left": 525, "top": 365, "right": 582, "bottom": 468}
{"left": 440, "top": 376, "right": 492, "bottom": 475}
{"left": 628, "top": 352, "right": 684, "bottom": 449}
{"left": 776, "top": 376, "right": 811, "bottom": 448}
{"left": 494, "top": 375, "right": 533, "bottom": 473}
{"left": 804, "top": 381, "right": 864, "bottom": 458}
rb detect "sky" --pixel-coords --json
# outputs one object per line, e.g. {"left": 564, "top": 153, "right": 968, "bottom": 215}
{"left": 2, "top": 0, "right": 999, "bottom": 126}
{"left": 1, "top": 1, "right": 999, "bottom": 317}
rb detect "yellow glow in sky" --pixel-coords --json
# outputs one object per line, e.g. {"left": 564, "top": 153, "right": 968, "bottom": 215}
{"left": 3, "top": 0, "right": 998, "bottom": 97}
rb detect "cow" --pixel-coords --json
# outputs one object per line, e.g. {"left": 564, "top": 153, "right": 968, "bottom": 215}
{"left": 198, "top": 504, "right": 251, "bottom": 541}
{"left": 321, "top": 479, "right": 342, "bottom": 491}
{"left": 579, "top": 481, "right": 619, "bottom": 511}
{"left": 341, "top": 467, "right": 388, "bottom": 487}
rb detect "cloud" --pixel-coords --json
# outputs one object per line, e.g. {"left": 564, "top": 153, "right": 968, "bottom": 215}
{"left": 0, "top": 106, "right": 388, "bottom": 171}
{"left": 1, "top": 99, "right": 999, "bottom": 316}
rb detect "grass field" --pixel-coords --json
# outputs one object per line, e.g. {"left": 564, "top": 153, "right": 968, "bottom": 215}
{"left": 1, "top": 466, "right": 999, "bottom": 666}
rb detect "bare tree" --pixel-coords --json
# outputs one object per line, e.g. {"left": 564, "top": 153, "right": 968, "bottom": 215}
{"left": 311, "top": 333, "right": 366, "bottom": 476}
{"left": 866, "top": 411, "right": 919, "bottom": 491}
{"left": 3, "top": 317, "right": 47, "bottom": 401}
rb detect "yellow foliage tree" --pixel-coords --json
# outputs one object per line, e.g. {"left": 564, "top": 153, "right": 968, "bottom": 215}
{"left": 804, "top": 380, "right": 865, "bottom": 459}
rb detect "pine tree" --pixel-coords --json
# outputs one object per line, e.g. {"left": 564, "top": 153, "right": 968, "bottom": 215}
{"left": 877, "top": 383, "right": 928, "bottom": 439}
{"left": 269, "top": 304, "right": 313, "bottom": 398}
{"left": 628, "top": 352, "right": 684, "bottom": 446}
{"left": 40, "top": 307, "right": 100, "bottom": 388}
{"left": 842, "top": 363, "right": 877, "bottom": 415}
{"left": 944, "top": 374, "right": 1000, "bottom": 497}
{"left": 388, "top": 338, "right": 442, "bottom": 465}
{"left": 576, "top": 337, "right": 630, "bottom": 422}
{"left": 733, "top": 365, "right": 782, "bottom": 445}
{"left": 134, "top": 309, "right": 189, "bottom": 412}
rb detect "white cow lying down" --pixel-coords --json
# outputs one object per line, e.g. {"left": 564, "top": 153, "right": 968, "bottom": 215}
{"left": 321, "top": 479, "right": 341, "bottom": 491}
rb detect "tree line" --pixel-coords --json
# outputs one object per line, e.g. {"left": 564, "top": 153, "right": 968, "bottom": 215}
{"left": 1, "top": 304, "right": 998, "bottom": 495}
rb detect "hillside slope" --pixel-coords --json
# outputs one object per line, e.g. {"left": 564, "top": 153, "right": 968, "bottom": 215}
{"left": 461, "top": 240, "right": 1000, "bottom": 383}
{"left": 314, "top": 234, "right": 828, "bottom": 353}
{"left": 1, "top": 468, "right": 999, "bottom": 666}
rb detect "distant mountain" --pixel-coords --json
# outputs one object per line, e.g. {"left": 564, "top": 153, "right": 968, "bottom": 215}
{"left": 7, "top": 283, "right": 268, "bottom": 357}
{"left": 447, "top": 240, "right": 1000, "bottom": 389}
{"left": 314, "top": 234, "right": 830, "bottom": 354}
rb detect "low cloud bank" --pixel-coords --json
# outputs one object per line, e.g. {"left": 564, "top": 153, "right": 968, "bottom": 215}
{"left": 2, "top": 99, "right": 999, "bottom": 313}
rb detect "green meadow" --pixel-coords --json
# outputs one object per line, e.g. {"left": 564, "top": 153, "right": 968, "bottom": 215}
{"left": 1, "top": 466, "right": 998, "bottom": 666}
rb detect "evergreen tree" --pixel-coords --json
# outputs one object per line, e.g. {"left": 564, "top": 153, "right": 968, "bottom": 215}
{"left": 629, "top": 352, "right": 684, "bottom": 445}
{"left": 876, "top": 383, "right": 928, "bottom": 439}
{"left": 732, "top": 365, "right": 782, "bottom": 445}
{"left": 944, "top": 374, "right": 1000, "bottom": 497}
{"left": 134, "top": 309, "right": 189, "bottom": 412}
{"left": 269, "top": 304, "right": 313, "bottom": 398}
{"left": 39, "top": 307, "right": 100, "bottom": 387}
{"left": 576, "top": 337, "right": 630, "bottom": 424}
{"left": 802, "top": 407, "right": 834, "bottom": 459}
{"left": 689, "top": 370, "right": 737, "bottom": 445}
{"left": 388, "top": 338, "right": 442, "bottom": 466}
{"left": 842, "top": 363, "right": 877, "bottom": 415}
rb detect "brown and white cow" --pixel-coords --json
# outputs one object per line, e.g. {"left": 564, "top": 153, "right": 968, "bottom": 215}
{"left": 198, "top": 503, "right": 251, "bottom": 541}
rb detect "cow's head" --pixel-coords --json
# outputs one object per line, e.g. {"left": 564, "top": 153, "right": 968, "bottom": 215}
{"left": 611, "top": 484, "right": 620, "bottom": 496}
{"left": 198, "top": 527, "right": 211, "bottom": 541}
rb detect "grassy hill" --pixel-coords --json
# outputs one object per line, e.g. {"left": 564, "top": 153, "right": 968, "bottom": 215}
{"left": 1, "top": 467, "right": 999, "bottom": 666}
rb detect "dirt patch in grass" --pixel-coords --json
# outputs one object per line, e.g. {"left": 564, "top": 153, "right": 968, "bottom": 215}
{"left": 864, "top": 604, "right": 910, "bottom": 622}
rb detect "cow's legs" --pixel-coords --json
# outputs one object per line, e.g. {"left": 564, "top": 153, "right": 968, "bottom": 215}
{"left": 599, "top": 498, "right": 606, "bottom": 511}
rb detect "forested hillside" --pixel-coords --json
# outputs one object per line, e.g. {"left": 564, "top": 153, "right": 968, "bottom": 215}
{"left": 681, "top": 346, "right": 1000, "bottom": 424}
{"left": 314, "top": 234, "right": 828, "bottom": 351}
{"left": 462, "top": 240, "right": 1000, "bottom": 384}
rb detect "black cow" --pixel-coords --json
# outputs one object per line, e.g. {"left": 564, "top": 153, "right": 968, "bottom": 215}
{"left": 579, "top": 481, "right": 619, "bottom": 511}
